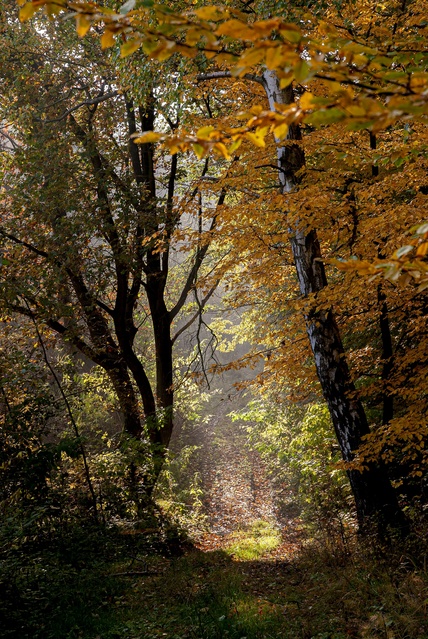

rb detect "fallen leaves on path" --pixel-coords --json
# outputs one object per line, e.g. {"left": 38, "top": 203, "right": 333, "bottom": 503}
{"left": 180, "top": 413, "right": 304, "bottom": 559}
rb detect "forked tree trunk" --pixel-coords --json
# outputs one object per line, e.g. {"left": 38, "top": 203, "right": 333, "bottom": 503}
{"left": 263, "top": 70, "right": 407, "bottom": 533}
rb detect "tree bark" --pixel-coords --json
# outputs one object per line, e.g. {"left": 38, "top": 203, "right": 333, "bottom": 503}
{"left": 262, "top": 70, "right": 406, "bottom": 533}
{"left": 105, "top": 359, "right": 143, "bottom": 438}
{"left": 378, "top": 285, "right": 394, "bottom": 425}
{"left": 146, "top": 276, "right": 174, "bottom": 445}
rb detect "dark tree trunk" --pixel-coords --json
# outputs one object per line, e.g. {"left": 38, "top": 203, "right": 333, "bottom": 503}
{"left": 146, "top": 275, "right": 174, "bottom": 474}
{"left": 378, "top": 285, "right": 395, "bottom": 425}
{"left": 105, "top": 360, "right": 143, "bottom": 438}
{"left": 263, "top": 70, "right": 406, "bottom": 533}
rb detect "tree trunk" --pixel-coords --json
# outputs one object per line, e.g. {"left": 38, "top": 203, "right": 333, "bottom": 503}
{"left": 105, "top": 358, "right": 143, "bottom": 438}
{"left": 263, "top": 70, "right": 406, "bottom": 533}
{"left": 378, "top": 287, "right": 394, "bottom": 425}
{"left": 146, "top": 276, "right": 174, "bottom": 455}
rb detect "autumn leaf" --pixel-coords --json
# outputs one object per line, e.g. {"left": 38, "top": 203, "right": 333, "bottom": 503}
{"left": 101, "top": 28, "right": 116, "bottom": 49}
{"left": 133, "top": 131, "right": 163, "bottom": 143}
{"left": 120, "top": 38, "right": 142, "bottom": 57}
{"left": 19, "top": 2, "right": 37, "bottom": 21}
{"left": 193, "top": 5, "right": 225, "bottom": 21}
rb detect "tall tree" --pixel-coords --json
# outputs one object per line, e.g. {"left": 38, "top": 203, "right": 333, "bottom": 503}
{"left": 0, "top": 4, "right": 227, "bottom": 488}
{"left": 263, "top": 72, "right": 407, "bottom": 531}
{"left": 194, "top": 67, "right": 407, "bottom": 531}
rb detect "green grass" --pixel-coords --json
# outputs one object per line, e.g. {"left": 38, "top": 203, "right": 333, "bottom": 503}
{"left": 224, "top": 519, "right": 282, "bottom": 561}
{"left": 107, "top": 549, "right": 291, "bottom": 639}
{"left": 103, "top": 534, "right": 428, "bottom": 639}
{"left": 3, "top": 523, "right": 428, "bottom": 639}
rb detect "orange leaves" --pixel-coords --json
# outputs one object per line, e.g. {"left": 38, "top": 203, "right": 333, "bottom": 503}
{"left": 131, "top": 101, "right": 301, "bottom": 159}
{"left": 216, "top": 18, "right": 251, "bottom": 39}
{"left": 132, "top": 131, "right": 163, "bottom": 144}
{"left": 330, "top": 222, "right": 428, "bottom": 292}
{"left": 132, "top": 126, "right": 233, "bottom": 160}
{"left": 18, "top": 1, "right": 428, "bottom": 134}
{"left": 349, "top": 414, "right": 428, "bottom": 473}
{"left": 216, "top": 17, "right": 294, "bottom": 43}
{"left": 192, "top": 5, "right": 225, "bottom": 21}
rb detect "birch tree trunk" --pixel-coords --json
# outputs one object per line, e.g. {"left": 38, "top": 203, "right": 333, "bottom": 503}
{"left": 262, "top": 70, "right": 406, "bottom": 533}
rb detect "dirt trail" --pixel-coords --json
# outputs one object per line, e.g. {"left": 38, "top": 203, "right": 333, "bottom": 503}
{"left": 199, "top": 420, "right": 276, "bottom": 534}
{"left": 180, "top": 409, "right": 303, "bottom": 556}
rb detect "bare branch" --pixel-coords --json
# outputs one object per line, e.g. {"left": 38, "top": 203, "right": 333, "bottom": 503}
{"left": 40, "top": 91, "right": 119, "bottom": 123}
{"left": 0, "top": 130, "right": 19, "bottom": 151}
{"left": 197, "top": 71, "right": 263, "bottom": 85}
{"left": 168, "top": 203, "right": 219, "bottom": 322}
{"left": 171, "top": 283, "right": 218, "bottom": 345}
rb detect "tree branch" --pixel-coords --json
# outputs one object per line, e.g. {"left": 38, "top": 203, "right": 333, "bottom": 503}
{"left": 0, "top": 228, "right": 49, "bottom": 259}
{"left": 8, "top": 301, "right": 101, "bottom": 364}
{"left": 169, "top": 155, "right": 237, "bottom": 321}
{"left": 0, "top": 130, "right": 19, "bottom": 151}
{"left": 197, "top": 71, "right": 263, "bottom": 85}
{"left": 168, "top": 198, "right": 220, "bottom": 322}
{"left": 0, "top": 228, "right": 114, "bottom": 316}
{"left": 171, "top": 283, "right": 218, "bottom": 345}
{"left": 68, "top": 113, "right": 129, "bottom": 319}
{"left": 40, "top": 91, "right": 119, "bottom": 123}
{"left": 24, "top": 296, "right": 99, "bottom": 523}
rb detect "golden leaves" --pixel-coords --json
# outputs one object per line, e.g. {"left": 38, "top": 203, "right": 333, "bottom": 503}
{"left": 193, "top": 5, "right": 225, "bottom": 21}
{"left": 15, "top": 0, "right": 428, "bottom": 295}
{"left": 18, "top": 2, "right": 38, "bottom": 21}
{"left": 132, "top": 131, "right": 163, "bottom": 144}
{"left": 17, "top": 0, "right": 428, "bottom": 135}
{"left": 216, "top": 19, "right": 250, "bottom": 38}
{"left": 75, "top": 13, "right": 91, "bottom": 37}
{"left": 100, "top": 29, "right": 116, "bottom": 49}
{"left": 132, "top": 125, "right": 234, "bottom": 160}
{"left": 330, "top": 222, "right": 428, "bottom": 292}
{"left": 299, "top": 92, "right": 314, "bottom": 110}
{"left": 19, "top": 0, "right": 67, "bottom": 21}
{"left": 119, "top": 38, "right": 142, "bottom": 57}
{"left": 244, "top": 130, "right": 266, "bottom": 148}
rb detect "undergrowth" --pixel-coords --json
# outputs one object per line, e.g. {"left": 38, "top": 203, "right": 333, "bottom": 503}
{"left": 2, "top": 519, "right": 428, "bottom": 639}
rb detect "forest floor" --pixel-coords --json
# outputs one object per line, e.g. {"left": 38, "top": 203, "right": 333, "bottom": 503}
{"left": 183, "top": 411, "right": 303, "bottom": 555}
{"left": 85, "top": 416, "right": 427, "bottom": 639}
{"left": 3, "top": 413, "right": 428, "bottom": 639}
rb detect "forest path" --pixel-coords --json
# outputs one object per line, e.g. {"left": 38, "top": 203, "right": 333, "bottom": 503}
{"left": 178, "top": 407, "right": 303, "bottom": 557}
{"left": 199, "top": 418, "right": 276, "bottom": 534}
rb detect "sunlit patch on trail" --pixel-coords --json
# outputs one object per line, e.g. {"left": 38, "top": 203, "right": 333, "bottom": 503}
{"left": 224, "top": 520, "right": 281, "bottom": 561}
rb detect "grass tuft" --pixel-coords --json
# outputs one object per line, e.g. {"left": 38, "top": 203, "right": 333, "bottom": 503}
{"left": 225, "top": 519, "right": 282, "bottom": 560}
